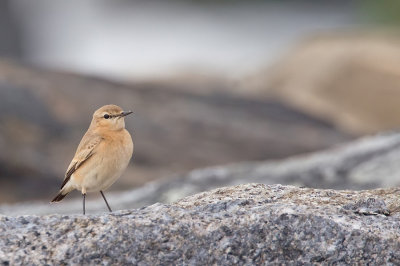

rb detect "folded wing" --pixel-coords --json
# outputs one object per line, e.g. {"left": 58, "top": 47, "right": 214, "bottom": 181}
{"left": 60, "top": 133, "right": 103, "bottom": 190}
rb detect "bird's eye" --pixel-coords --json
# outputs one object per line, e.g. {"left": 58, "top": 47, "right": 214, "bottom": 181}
{"left": 104, "top": 114, "right": 110, "bottom": 119}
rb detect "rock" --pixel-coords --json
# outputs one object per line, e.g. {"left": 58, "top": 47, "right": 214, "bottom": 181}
{"left": 1, "top": 184, "right": 400, "bottom": 264}
{"left": 249, "top": 33, "right": 400, "bottom": 134}
{"left": 0, "top": 59, "right": 351, "bottom": 203}
{"left": 1, "top": 131, "right": 399, "bottom": 216}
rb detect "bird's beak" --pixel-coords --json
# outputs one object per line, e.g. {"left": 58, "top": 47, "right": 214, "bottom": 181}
{"left": 120, "top": 111, "right": 133, "bottom": 117}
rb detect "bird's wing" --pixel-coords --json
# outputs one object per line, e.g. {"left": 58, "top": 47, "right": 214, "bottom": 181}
{"left": 60, "top": 134, "right": 103, "bottom": 190}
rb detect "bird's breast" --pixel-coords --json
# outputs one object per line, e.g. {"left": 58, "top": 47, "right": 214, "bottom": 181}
{"left": 76, "top": 129, "right": 133, "bottom": 192}
{"left": 106, "top": 129, "right": 133, "bottom": 171}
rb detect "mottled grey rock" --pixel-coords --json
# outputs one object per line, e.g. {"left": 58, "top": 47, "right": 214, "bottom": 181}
{"left": 1, "top": 184, "right": 400, "bottom": 265}
{"left": 1, "top": 131, "right": 399, "bottom": 216}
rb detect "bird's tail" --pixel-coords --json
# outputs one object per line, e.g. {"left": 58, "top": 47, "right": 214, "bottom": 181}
{"left": 51, "top": 191, "right": 69, "bottom": 202}
{"left": 51, "top": 184, "right": 74, "bottom": 202}
{"left": 51, "top": 180, "right": 74, "bottom": 202}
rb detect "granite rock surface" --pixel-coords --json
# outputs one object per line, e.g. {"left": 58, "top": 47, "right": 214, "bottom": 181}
{"left": 1, "top": 183, "right": 400, "bottom": 264}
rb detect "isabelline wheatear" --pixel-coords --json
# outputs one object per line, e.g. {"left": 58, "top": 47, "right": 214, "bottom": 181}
{"left": 51, "top": 104, "right": 134, "bottom": 214}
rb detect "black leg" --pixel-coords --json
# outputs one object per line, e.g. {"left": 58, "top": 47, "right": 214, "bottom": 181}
{"left": 100, "top": 190, "right": 112, "bottom": 212}
{"left": 83, "top": 193, "right": 86, "bottom": 215}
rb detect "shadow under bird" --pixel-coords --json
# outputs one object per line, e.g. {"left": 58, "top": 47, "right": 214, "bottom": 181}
{"left": 51, "top": 104, "right": 134, "bottom": 214}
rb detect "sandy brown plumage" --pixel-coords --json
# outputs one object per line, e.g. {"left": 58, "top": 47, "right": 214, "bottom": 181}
{"left": 51, "top": 104, "right": 134, "bottom": 214}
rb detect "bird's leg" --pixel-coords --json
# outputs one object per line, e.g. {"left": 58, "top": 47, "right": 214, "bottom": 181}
{"left": 100, "top": 190, "right": 113, "bottom": 212}
{"left": 82, "top": 193, "right": 86, "bottom": 215}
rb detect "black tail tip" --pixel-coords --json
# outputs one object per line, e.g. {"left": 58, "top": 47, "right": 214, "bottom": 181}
{"left": 51, "top": 192, "right": 67, "bottom": 203}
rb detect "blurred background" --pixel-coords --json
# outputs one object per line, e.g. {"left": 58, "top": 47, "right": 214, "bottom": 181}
{"left": 0, "top": 0, "right": 399, "bottom": 204}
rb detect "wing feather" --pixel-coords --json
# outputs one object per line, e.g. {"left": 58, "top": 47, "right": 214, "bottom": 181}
{"left": 60, "top": 133, "right": 102, "bottom": 189}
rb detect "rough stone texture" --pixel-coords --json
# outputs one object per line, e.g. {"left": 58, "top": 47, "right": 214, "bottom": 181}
{"left": 1, "top": 184, "right": 400, "bottom": 265}
{"left": 1, "top": 131, "right": 399, "bottom": 215}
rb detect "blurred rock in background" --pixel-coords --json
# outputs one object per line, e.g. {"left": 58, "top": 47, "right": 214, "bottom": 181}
{"left": 0, "top": 60, "right": 351, "bottom": 203}
{"left": 248, "top": 33, "right": 400, "bottom": 134}
{"left": 2, "top": 131, "right": 398, "bottom": 215}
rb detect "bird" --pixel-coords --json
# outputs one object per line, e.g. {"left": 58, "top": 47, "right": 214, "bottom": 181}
{"left": 51, "top": 104, "right": 134, "bottom": 215}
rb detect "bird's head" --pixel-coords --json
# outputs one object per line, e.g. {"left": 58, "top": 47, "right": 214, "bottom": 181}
{"left": 91, "top": 104, "right": 133, "bottom": 131}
